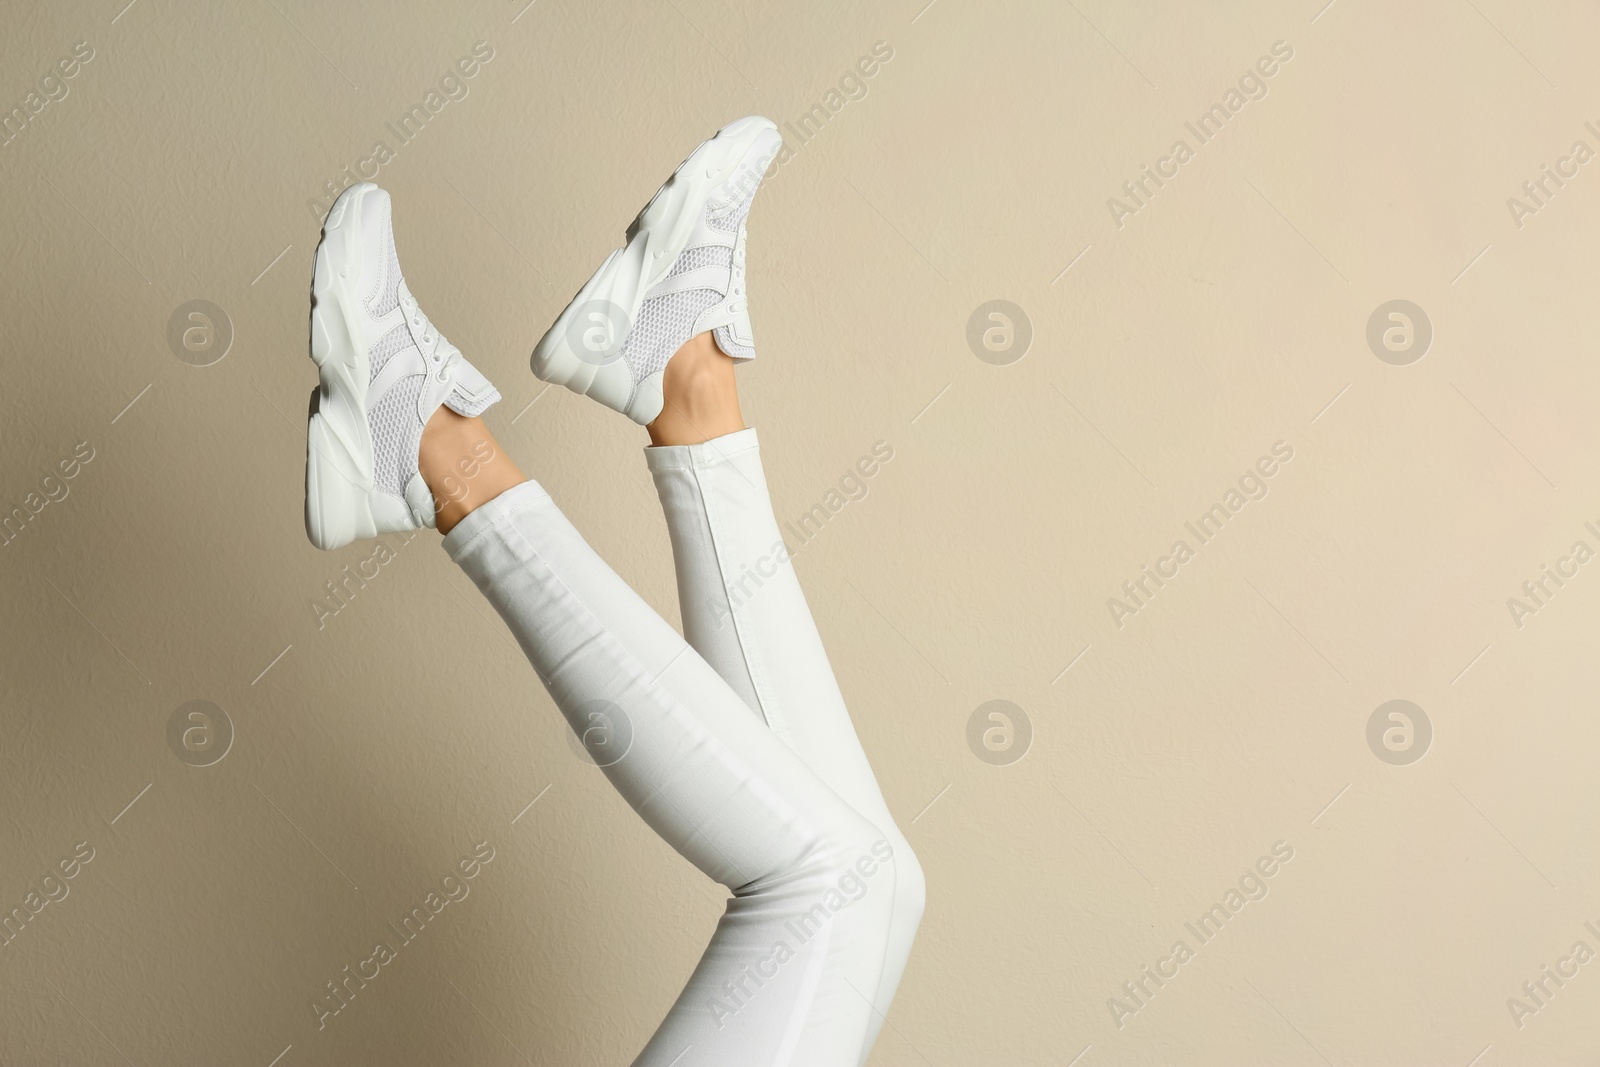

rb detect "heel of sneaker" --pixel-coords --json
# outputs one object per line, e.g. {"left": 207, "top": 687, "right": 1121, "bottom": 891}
{"left": 305, "top": 414, "right": 377, "bottom": 551}
{"left": 625, "top": 374, "right": 665, "bottom": 426}
{"left": 530, "top": 244, "right": 640, "bottom": 416}
{"left": 531, "top": 335, "right": 638, "bottom": 418}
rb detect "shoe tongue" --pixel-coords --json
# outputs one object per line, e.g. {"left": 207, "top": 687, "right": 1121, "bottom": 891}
{"left": 441, "top": 356, "right": 501, "bottom": 417}
{"left": 709, "top": 219, "right": 756, "bottom": 361}
{"left": 712, "top": 321, "right": 756, "bottom": 362}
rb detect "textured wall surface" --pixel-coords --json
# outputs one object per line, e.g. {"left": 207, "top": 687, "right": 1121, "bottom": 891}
{"left": 3, "top": 0, "right": 1598, "bottom": 1064}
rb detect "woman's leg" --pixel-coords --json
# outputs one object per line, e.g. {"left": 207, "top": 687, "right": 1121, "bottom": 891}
{"left": 420, "top": 410, "right": 906, "bottom": 1066}
{"left": 305, "top": 172, "right": 911, "bottom": 1062}
{"left": 643, "top": 337, "right": 926, "bottom": 1064}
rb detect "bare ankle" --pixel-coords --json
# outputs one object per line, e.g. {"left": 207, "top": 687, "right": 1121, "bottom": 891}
{"left": 648, "top": 332, "right": 745, "bottom": 446}
{"left": 418, "top": 409, "right": 525, "bottom": 533}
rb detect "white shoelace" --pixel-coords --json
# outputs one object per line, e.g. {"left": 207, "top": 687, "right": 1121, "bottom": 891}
{"left": 399, "top": 291, "right": 457, "bottom": 383}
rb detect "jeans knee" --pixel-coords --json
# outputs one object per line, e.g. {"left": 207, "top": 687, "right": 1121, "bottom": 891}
{"left": 884, "top": 833, "right": 926, "bottom": 928}
{"left": 769, "top": 812, "right": 922, "bottom": 946}
{"left": 835, "top": 823, "right": 923, "bottom": 942}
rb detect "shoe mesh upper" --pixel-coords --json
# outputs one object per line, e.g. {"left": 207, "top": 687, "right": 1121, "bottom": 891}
{"left": 371, "top": 225, "right": 403, "bottom": 317}
{"left": 364, "top": 225, "right": 427, "bottom": 492}
{"left": 368, "top": 373, "right": 426, "bottom": 496}
{"left": 622, "top": 287, "right": 723, "bottom": 383}
{"left": 608, "top": 149, "right": 769, "bottom": 391}
{"left": 707, "top": 187, "right": 755, "bottom": 234}
{"left": 335, "top": 198, "right": 499, "bottom": 521}
{"left": 368, "top": 322, "right": 414, "bottom": 382}
{"left": 668, "top": 244, "right": 733, "bottom": 276}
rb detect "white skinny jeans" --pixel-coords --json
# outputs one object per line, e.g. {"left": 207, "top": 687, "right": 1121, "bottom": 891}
{"left": 443, "top": 427, "right": 924, "bottom": 1066}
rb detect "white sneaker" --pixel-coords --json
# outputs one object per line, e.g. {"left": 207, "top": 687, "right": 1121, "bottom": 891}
{"left": 531, "top": 116, "right": 782, "bottom": 425}
{"left": 305, "top": 182, "right": 501, "bottom": 550}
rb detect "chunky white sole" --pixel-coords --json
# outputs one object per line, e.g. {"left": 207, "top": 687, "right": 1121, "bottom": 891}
{"left": 304, "top": 183, "right": 383, "bottom": 551}
{"left": 530, "top": 116, "right": 781, "bottom": 425}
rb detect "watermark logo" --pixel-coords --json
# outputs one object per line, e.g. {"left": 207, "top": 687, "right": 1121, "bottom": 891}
{"left": 166, "top": 700, "right": 234, "bottom": 767}
{"left": 777, "top": 440, "right": 895, "bottom": 558}
{"left": 1365, "top": 300, "right": 1431, "bottom": 365}
{"left": 706, "top": 838, "right": 896, "bottom": 1028}
{"left": 1365, "top": 699, "right": 1430, "bottom": 765}
{"left": 1, "top": 439, "right": 95, "bottom": 548}
{"left": 0, "top": 840, "right": 96, "bottom": 950}
{"left": 1506, "top": 125, "right": 1600, "bottom": 230}
{"left": 1108, "top": 440, "right": 1294, "bottom": 628}
{"left": 309, "top": 841, "right": 496, "bottom": 1030}
{"left": 1106, "top": 40, "right": 1295, "bottom": 229}
{"left": 304, "top": 42, "right": 495, "bottom": 221}
{"left": 564, "top": 699, "right": 633, "bottom": 767}
{"left": 1107, "top": 840, "right": 1295, "bottom": 1028}
{"left": 311, "top": 532, "right": 420, "bottom": 630}
{"left": 1, "top": 40, "right": 96, "bottom": 150}
{"left": 966, "top": 700, "right": 1032, "bottom": 765}
{"left": 966, "top": 300, "right": 1031, "bottom": 365}
{"left": 167, "top": 300, "right": 232, "bottom": 367}
{"left": 764, "top": 41, "right": 895, "bottom": 180}
{"left": 1507, "top": 921, "right": 1600, "bottom": 1029}
{"left": 1506, "top": 524, "right": 1600, "bottom": 630}
{"left": 561, "top": 299, "right": 631, "bottom": 367}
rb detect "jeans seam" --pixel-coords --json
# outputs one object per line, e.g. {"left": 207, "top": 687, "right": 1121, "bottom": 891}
{"left": 691, "top": 460, "right": 786, "bottom": 740}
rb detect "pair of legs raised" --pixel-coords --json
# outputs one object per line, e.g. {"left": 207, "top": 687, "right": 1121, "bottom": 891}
{"left": 305, "top": 118, "right": 923, "bottom": 1064}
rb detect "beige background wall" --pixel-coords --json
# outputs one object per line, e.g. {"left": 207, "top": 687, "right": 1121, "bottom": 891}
{"left": 3, "top": 0, "right": 1598, "bottom": 1063}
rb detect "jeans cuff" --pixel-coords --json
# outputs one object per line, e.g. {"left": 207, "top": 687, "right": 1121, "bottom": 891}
{"left": 643, "top": 426, "right": 761, "bottom": 473}
{"left": 440, "top": 479, "right": 551, "bottom": 561}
